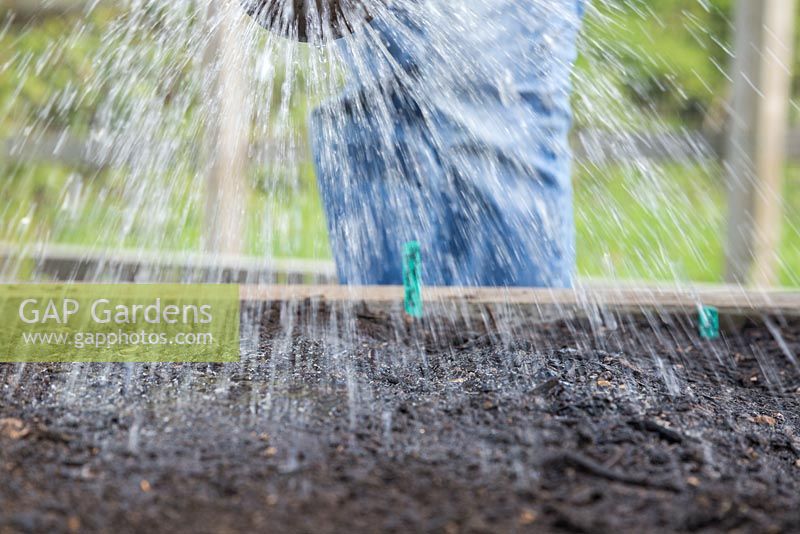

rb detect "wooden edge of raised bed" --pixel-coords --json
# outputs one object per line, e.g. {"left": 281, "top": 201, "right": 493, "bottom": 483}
{"left": 239, "top": 284, "right": 800, "bottom": 316}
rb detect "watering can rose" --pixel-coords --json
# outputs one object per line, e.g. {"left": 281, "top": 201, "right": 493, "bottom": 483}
{"left": 18, "top": 298, "right": 213, "bottom": 325}
{"left": 0, "top": 285, "right": 240, "bottom": 363}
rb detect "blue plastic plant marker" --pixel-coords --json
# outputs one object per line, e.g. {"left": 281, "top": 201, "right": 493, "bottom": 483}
{"left": 699, "top": 306, "right": 719, "bottom": 340}
{"left": 403, "top": 241, "right": 423, "bottom": 319}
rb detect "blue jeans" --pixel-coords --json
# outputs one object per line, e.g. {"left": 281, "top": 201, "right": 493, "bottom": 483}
{"left": 312, "top": 1, "right": 584, "bottom": 287}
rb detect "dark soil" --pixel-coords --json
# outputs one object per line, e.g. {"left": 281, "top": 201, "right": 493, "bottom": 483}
{"left": 1, "top": 301, "right": 800, "bottom": 533}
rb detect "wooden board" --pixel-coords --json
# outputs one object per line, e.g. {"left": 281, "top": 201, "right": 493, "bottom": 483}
{"left": 240, "top": 283, "right": 800, "bottom": 316}
{"left": 3, "top": 243, "right": 798, "bottom": 315}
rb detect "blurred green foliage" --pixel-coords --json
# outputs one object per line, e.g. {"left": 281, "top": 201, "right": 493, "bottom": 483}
{"left": 0, "top": 7, "right": 115, "bottom": 133}
{"left": 7, "top": 1, "right": 788, "bottom": 135}
{"left": 590, "top": 0, "right": 799, "bottom": 125}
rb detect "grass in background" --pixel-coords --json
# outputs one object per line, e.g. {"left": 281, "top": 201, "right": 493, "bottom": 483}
{"left": 4, "top": 158, "right": 799, "bottom": 286}
{"left": 575, "top": 163, "right": 800, "bottom": 286}
{"left": 779, "top": 166, "right": 800, "bottom": 285}
{"left": 575, "top": 162, "right": 727, "bottom": 282}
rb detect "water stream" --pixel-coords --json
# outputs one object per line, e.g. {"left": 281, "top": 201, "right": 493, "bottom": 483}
{"left": 0, "top": 0, "right": 798, "bottom": 476}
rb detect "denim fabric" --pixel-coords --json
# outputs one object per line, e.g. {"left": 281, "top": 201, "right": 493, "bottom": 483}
{"left": 311, "top": 1, "right": 584, "bottom": 287}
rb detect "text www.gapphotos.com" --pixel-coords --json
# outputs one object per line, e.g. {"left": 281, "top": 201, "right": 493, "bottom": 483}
{"left": 21, "top": 330, "right": 214, "bottom": 349}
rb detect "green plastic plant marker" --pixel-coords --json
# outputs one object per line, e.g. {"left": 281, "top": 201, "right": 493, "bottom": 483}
{"left": 699, "top": 306, "right": 719, "bottom": 340}
{"left": 403, "top": 241, "right": 423, "bottom": 319}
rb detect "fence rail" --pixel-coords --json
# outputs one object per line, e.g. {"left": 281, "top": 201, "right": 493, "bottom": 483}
{"left": 0, "top": 242, "right": 338, "bottom": 284}
{"left": 7, "top": 127, "right": 800, "bottom": 171}
{"left": 3, "top": 242, "right": 800, "bottom": 317}
{"left": 0, "top": 0, "right": 93, "bottom": 21}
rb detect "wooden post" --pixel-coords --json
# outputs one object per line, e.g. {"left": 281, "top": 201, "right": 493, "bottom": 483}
{"left": 203, "top": 1, "right": 249, "bottom": 256}
{"left": 725, "top": 0, "right": 796, "bottom": 286}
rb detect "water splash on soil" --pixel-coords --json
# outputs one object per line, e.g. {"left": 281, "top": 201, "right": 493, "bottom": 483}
{"left": 0, "top": 0, "right": 797, "bottom": 475}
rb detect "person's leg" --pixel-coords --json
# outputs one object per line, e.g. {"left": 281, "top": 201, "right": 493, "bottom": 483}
{"left": 312, "top": 110, "right": 456, "bottom": 285}
{"left": 312, "top": 1, "right": 583, "bottom": 287}
{"left": 312, "top": 108, "right": 575, "bottom": 287}
{"left": 441, "top": 152, "right": 575, "bottom": 288}
{"left": 423, "top": 1, "right": 583, "bottom": 288}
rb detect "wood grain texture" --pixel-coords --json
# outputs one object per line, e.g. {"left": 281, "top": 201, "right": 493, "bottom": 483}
{"left": 239, "top": 283, "right": 800, "bottom": 315}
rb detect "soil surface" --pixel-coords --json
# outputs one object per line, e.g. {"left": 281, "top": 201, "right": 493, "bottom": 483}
{"left": 1, "top": 301, "right": 800, "bottom": 533}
